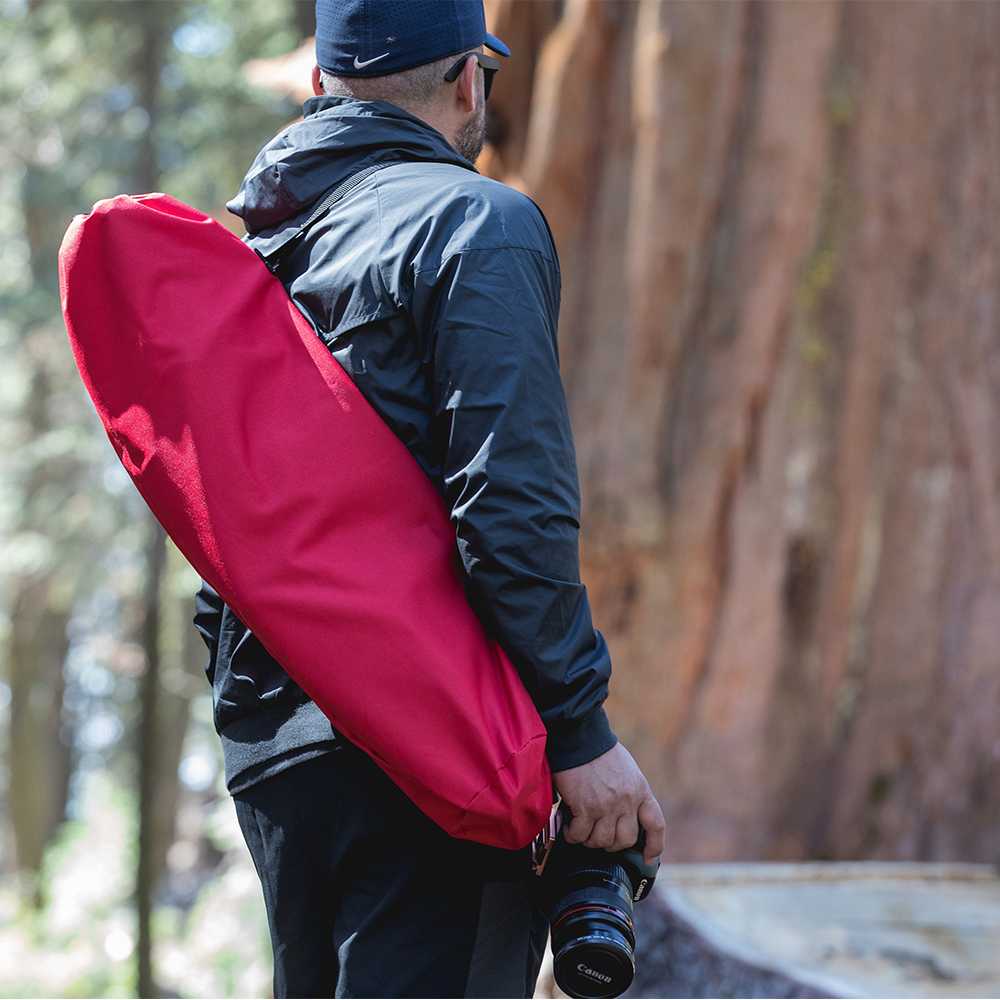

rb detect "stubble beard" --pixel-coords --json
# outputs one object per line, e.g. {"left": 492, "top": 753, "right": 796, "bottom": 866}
{"left": 454, "top": 102, "right": 487, "bottom": 164}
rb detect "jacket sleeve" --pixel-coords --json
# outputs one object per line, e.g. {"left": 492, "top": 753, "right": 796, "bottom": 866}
{"left": 193, "top": 580, "right": 225, "bottom": 685}
{"left": 411, "top": 244, "right": 617, "bottom": 772}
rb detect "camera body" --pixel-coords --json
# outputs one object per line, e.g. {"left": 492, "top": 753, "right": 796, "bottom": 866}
{"left": 532, "top": 805, "right": 660, "bottom": 999}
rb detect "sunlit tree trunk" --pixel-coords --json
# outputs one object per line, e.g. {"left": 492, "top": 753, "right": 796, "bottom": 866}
{"left": 485, "top": 0, "right": 1000, "bottom": 862}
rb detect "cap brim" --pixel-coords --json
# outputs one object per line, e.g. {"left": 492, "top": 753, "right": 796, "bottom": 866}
{"left": 485, "top": 32, "right": 511, "bottom": 58}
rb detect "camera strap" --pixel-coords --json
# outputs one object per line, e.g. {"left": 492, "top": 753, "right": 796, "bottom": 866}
{"left": 530, "top": 795, "right": 564, "bottom": 876}
{"left": 256, "top": 160, "right": 401, "bottom": 276}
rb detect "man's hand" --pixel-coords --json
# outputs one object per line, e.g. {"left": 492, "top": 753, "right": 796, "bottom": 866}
{"left": 552, "top": 742, "right": 665, "bottom": 866}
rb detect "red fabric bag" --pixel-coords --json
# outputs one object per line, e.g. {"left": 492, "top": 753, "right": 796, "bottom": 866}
{"left": 59, "top": 193, "right": 552, "bottom": 849}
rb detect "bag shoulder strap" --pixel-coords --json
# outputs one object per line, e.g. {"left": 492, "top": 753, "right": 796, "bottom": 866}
{"left": 257, "top": 161, "right": 399, "bottom": 274}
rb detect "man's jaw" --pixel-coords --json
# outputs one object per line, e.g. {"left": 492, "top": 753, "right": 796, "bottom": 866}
{"left": 453, "top": 104, "right": 487, "bottom": 164}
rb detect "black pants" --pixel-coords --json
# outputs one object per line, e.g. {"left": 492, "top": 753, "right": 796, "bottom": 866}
{"left": 233, "top": 745, "right": 549, "bottom": 998}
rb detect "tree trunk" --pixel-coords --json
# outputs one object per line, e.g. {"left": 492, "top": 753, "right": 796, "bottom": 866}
{"left": 129, "top": 5, "right": 178, "bottom": 994}
{"left": 6, "top": 341, "right": 74, "bottom": 895}
{"left": 136, "top": 519, "right": 167, "bottom": 999}
{"left": 8, "top": 577, "right": 71, "bottom": 888}
{"left": 484, "top": 0, "right": 1000, "bottom": 862}
{"left": 150, "top": 554, "right": 208, "bottom": 881}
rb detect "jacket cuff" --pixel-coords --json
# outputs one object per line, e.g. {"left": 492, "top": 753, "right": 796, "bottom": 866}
{"left": 545, "top": 706, "right": 617, "bottom": 772}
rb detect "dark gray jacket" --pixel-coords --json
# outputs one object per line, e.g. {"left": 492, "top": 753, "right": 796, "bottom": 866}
{"left": 197, "top": 96, "right": 615, "bottom": 791}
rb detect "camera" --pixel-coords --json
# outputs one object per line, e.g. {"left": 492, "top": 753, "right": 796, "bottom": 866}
{"left": 532, "top": 803, "right": 660, "bottom": 999}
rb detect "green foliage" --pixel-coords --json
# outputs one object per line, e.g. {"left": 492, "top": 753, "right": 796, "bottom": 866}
{"left": 0, "top": 770, "right": 271, "bottom": 997}
{"left": 0, "top": 0, "right": 312, "bottom": 786}
{"left": 0, "top": 0, "right": 312, "bottom": 992}
{"left": 0, "top": 0, "right": 310, "bottom": 744}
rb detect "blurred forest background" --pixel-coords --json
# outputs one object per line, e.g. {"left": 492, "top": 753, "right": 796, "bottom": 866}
{"left": 2, "top": 0, "right": 999, "bottom": 997}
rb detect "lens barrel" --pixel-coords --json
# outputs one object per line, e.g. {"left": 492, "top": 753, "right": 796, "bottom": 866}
{"left": 545, "top": 858, "right": 636, "bottom": 998}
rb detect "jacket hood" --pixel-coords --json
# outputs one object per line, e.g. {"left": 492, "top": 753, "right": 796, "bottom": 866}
{"left": 228, "top": 96, "right": 477, "bottom": 233}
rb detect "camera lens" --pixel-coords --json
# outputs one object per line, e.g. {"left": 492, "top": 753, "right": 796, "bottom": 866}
{"left": 545, "top": 856, "right": 636, "bottom": 998}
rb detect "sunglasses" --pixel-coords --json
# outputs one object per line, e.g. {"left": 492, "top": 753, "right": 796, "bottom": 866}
{"left": 444, "top": 52, "right": 499, "bottom": 101}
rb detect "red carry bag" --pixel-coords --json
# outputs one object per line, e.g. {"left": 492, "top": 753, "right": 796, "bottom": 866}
{"left": 58, "top": 192, "right": 552, "bottom": 849}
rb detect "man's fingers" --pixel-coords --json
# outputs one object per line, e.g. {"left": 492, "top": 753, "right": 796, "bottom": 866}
{"left": 638, "top": 790, "right": 665, "bottom": 864}
{"left": 582, "top": 814, "right": 619, "bottom": 851}
{"left": 563, "top": 811, "right": 595, "bottom": 846}
{"left": 612, "top": 812, "right": 640, "bottom": 854}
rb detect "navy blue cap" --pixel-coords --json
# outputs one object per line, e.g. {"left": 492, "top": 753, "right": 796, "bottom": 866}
{"left": 315, "top": 0, "right": 510, "bottom": 78}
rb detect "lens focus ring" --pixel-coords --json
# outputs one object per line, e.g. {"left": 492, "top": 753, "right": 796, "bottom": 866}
{"left": 559, "top": 860, "right": 631, "bottom": 884}
{"left": 551, "top": 887, "right": 635, "bottom": 934}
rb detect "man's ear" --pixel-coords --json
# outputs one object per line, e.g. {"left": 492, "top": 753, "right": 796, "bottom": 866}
{"left": 311, "top": 64, "right": 323, "bottom": 96}
{"left": 454, "top": 53, "right": 479, "bottom": 115}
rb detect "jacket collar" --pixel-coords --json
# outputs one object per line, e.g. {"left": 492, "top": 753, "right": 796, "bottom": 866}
{"left": 228, "top": 96, "right": 477, "bottom": 233}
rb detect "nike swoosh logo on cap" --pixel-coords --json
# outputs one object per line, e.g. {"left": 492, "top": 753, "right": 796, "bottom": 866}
{"left": 354, "top": 52, "right": 390, "bottom": 69}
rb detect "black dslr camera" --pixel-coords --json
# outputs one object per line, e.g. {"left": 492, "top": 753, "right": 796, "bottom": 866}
{"left": 532, "top": 802, "right": 659, "bottom": 999}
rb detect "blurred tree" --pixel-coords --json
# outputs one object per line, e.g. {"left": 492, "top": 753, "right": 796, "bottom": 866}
{"left": 5, "top": 335, "right": 75, "bottom": 892}
{"left": 0, "top": 0, "right": 308, "bottom": 992}
{"left": 485, "top": 0, "right": 1000, "bottom": 864}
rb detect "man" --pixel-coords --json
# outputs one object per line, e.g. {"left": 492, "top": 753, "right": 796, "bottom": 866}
{"left": 195, "top": 1, "right": 665, "bottom": 996}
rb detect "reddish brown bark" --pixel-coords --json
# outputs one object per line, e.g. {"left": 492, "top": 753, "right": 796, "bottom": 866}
{"left": 491, "top": 0, "right": 1000, "bottom": 863}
